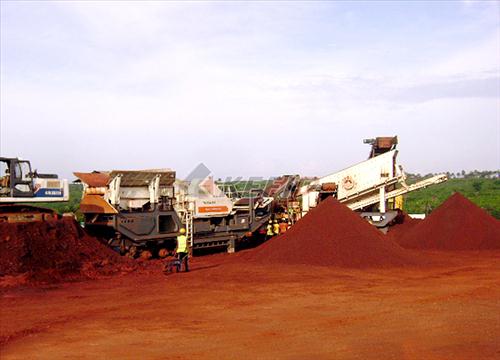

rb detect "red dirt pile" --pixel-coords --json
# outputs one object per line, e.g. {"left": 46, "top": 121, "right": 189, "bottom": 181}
{"left": 252, "top": 197, "right": 423, "bottom": 267}
{"left": 0, "top": 218, "right": 135, "bottom": 284}
{"left": 397, "top": 193, "right": 500, "bottom": 250}
{"left": 385, "top": 212, "right": 422, "bottom": 240}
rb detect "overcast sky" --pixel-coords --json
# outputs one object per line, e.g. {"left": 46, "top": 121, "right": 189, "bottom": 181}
{"left": 1, "top": 1, "right": 499, "bottom": 180}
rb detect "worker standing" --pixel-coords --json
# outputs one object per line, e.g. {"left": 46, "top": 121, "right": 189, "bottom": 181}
{"left": 279, "top": 219, "right": 288, "bottom": 234}
{"left": 266, "top": 220, "right": 274, "bottom": 239}
{"left": 176, "top": 228, "right": 189, "bottom": 272}
{"left": 273, "top": 219, "right": 280, "bottom": 236}
{"left": 0, "top": 168, "right": 10, "bottom": 192}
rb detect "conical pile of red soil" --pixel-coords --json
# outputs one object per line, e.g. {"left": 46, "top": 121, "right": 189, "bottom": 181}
{"left": 0, "top": 218, "right": 134, "bottom": 283}
{"left": 252, "top": 197, "right": 423, "bottom": 268}
{"left": 397, "top": 193, "right": 500, "bottom": 250}
{"left": 385, "top": 212, "right": 422, "bottom": 240}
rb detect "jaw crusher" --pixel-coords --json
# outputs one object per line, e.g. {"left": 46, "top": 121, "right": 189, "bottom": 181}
{"left": 74, "top": 169, "right": 182, "bottom": 255}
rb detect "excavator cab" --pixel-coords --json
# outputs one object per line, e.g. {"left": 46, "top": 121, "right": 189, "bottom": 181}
{"left": 0, "top": 158, "right": 35, "bottom": 198}
{"left": 0, "top": 157, "right": 69, "bottom": 222}
{"left": 0, "top": 158, "right": 33, "bottom": 198}
{"left": 0, "top": 160, "right": 8, "bottom": 194}
{"left": 0, "top": 157, "right": 68, "bottom": 203}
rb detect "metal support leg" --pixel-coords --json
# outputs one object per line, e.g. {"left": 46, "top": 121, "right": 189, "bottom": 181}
{"left": 227, "top": 238, "right": 236, "bottom": 254}
{"left": 379, "top": 187, "right": 386, "bottom": 213}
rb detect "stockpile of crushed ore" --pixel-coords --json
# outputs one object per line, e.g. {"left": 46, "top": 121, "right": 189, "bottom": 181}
{"left": 252, "top": 197, "right": 423, "bottom": 268}
{"left": 385, "top": 212, "right": 422, "bottom": 240}
{"left": 0, "top": 218, "right": 135, "bottom": 284}
{"left": 397, "top": 193, "right": 500, "bottom": 250}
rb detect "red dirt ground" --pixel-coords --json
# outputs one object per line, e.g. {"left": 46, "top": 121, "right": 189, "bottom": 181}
{"left": 1, "top": 251, "right": 500, "bottom": 360}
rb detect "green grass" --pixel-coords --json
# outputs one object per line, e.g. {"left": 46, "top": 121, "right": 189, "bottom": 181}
{"left": 404, "top": 178, "right": 500, "bottom": 218}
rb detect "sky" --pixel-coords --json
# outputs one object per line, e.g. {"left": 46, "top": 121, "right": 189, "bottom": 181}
{"left": 1, "top": 0, "right": 499, "bottom": 180}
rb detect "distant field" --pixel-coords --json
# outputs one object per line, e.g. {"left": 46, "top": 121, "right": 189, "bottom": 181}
{"left": 404, "top": 178, "right": 500, "bottom": 218}
{"left": 41, "top": 178, "right": 500, "bottom": 220}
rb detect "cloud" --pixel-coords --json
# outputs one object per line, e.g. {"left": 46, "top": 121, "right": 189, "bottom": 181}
{"left": 1, "top": 2, "right": 499, "bottom": 179}
{"left": 392, "top": 77, "right": 500, "bottom": 102}
{"left": 424, "top": 32, "right": 499, "bottom": 80}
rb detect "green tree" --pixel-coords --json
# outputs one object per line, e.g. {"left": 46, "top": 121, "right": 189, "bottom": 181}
{"left": 472, "top": 181, "right": 482, "bottom": 193}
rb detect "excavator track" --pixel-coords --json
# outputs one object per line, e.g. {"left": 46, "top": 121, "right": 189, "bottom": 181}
{"left": 0, "top": 204, "right": 59, "bottom": 223}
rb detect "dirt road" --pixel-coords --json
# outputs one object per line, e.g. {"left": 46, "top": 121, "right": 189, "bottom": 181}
{"left": 1, "top": 251, "right": 500, "bottom": 359}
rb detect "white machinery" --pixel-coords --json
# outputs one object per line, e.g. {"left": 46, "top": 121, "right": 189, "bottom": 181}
{"left": 74, "top": 169, "right": 182, "bottom": 255}
{"left": 174, "top": 175, "right": 274, "bottom": 252}
{"left": 0, "top": 157, "right": 69, "bottom": 203}
{"left": 75, "top": 169, "right": 274, "bottom": 255}
{"left": 175, "top": 176, "right": 235, "bottom": 218}
{"left": 72, "top": 136, "right": 448, "bottom": 254}
{"left": 299, "top": 137, "right": 447, "bottom": 227}
{"left": 0, "top": 157, "right": 69, "bottom": 222}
